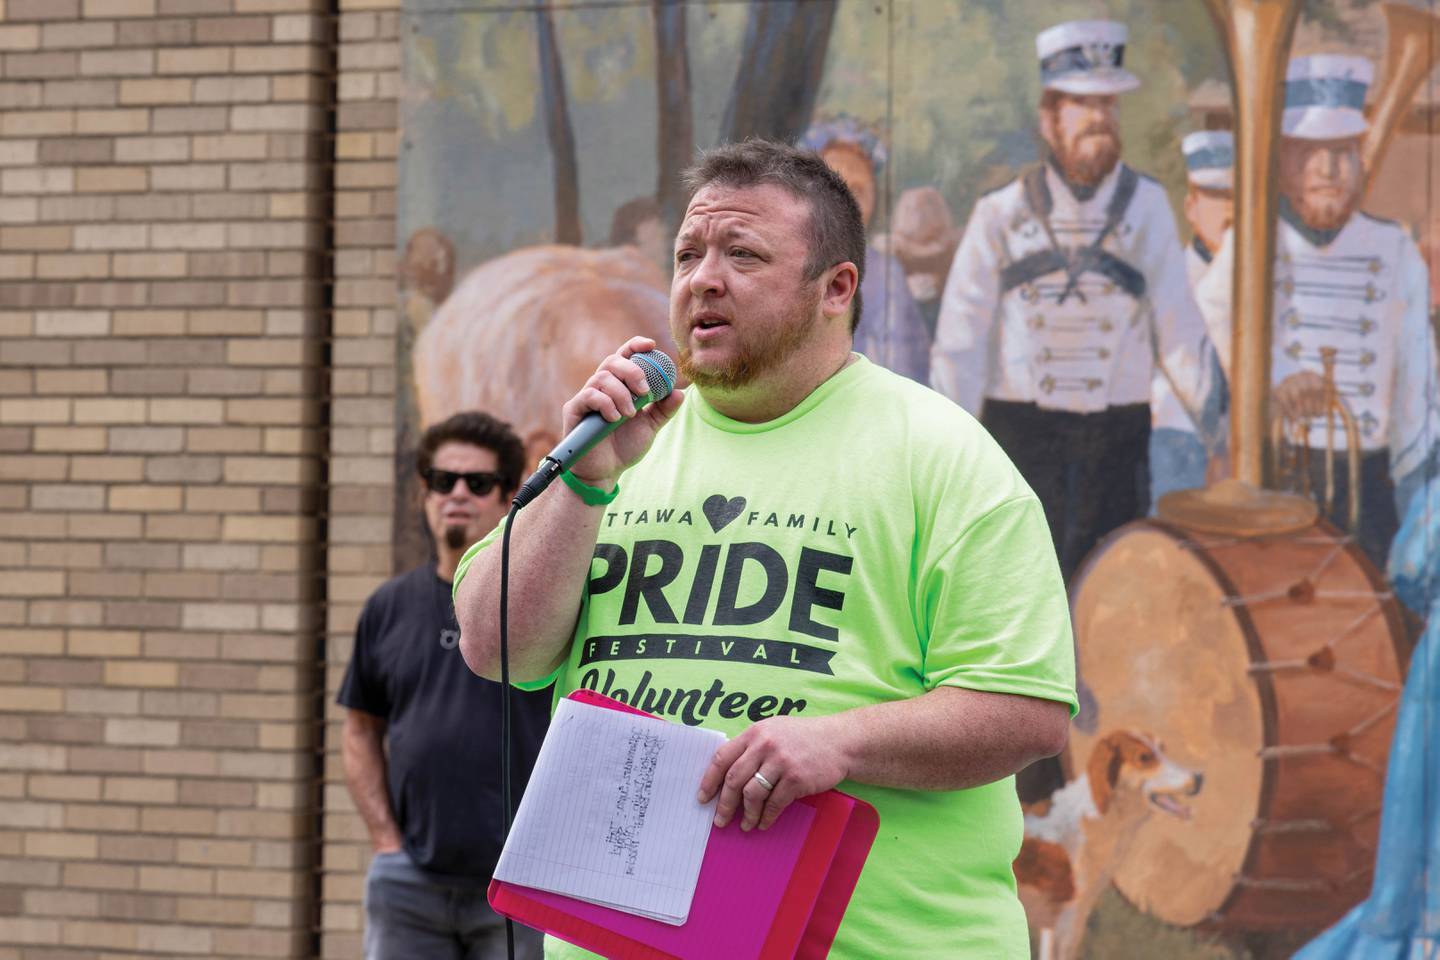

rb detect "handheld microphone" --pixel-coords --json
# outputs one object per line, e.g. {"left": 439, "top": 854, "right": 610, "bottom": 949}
{"left": 512, "top": 349, "right": 677, "bottom": 509}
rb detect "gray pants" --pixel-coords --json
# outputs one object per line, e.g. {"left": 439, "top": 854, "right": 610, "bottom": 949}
{"left": 363, "top": 851, "right": 544, "bottom": 960}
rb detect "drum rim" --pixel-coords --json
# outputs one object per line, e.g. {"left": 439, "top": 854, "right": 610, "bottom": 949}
{"left": 1317, "top": 515, "right": 1416, "bottom": 673}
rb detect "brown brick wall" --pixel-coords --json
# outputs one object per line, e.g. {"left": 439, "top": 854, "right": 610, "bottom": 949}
{"left": 0, "top": 0, "right": 402, "bottom": 950}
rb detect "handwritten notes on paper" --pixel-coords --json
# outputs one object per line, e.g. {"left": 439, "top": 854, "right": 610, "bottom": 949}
{"left": 605, "top": 725, "right": 663, "bottom": 877}
{"left": 493, "top": 697, "right": 726, "bottom": 924}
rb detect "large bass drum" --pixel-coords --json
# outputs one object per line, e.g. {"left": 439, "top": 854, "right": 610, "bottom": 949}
{"left": 1068, "top": 517, "right": 1410, "bottom": 930}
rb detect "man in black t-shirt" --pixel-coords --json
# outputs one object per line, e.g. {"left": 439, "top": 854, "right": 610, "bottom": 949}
{"left": 339, "top": 411, "right": 551, "bottom": 960}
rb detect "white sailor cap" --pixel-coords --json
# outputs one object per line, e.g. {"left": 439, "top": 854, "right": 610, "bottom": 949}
{"left": 1282, "top": 55, "right": 1372, "bottom": 140}
{"left": 1036, "top": 20, "right": 1140, "bottom": 96}
{"left": 1181, "top": 131, "right": 1234, "bottom": 191}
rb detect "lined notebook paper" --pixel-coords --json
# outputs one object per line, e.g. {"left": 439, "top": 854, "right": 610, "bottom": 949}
{"left": 493, "top": 697, "right": 727, "bottom": 925}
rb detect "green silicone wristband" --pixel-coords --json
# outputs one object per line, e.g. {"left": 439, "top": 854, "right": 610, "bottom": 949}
{"left": 560, "top": 470, "right": 620, "bottom": 506}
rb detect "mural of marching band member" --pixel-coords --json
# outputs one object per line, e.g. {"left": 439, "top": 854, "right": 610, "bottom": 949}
{"left": 801, "top": 117, "right": 932, "bottom": 385}
{"left": 1196, "top": 54, "right": 1439, "bottom": 569}
{"left": 1148, "top": 131, "right": 1235, "bottom": 507}
{"left": 873, "top": 186, "right": 964, "bottom": 344}
{"left": 932, "top": 19, "right": 1219, "bottom": 585}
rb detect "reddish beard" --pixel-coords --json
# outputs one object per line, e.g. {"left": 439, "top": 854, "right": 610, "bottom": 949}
{"left": 677, "top": 283, "right": 821, "bottom": 390}
{"left": 1053, "top": 126, "right": 1122, "bottom": 188}
{"left": 1288, "top": 186, "right": 1357, "bottom": 233}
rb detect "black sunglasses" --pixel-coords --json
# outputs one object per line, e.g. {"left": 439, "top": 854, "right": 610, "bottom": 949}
{"left": 422, "top": 468, "right": 503, "bottom": 497}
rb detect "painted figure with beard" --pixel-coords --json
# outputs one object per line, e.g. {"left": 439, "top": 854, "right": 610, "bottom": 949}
{"left": 339, "top": 412, "right": 551, "bottom": 960}
{"left": 932, "top": 19, "right": 1218, "bottom": 588}
{"left": 1148, "top": 131, "right": 1235, "bottom": 507}
{"left": 1196, "top": 55, "right": 1439, "bottom": 567}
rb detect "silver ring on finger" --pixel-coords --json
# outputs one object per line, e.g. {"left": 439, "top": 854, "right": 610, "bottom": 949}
{"left": 753, "top": 771, "right": 775, "bottom": 791}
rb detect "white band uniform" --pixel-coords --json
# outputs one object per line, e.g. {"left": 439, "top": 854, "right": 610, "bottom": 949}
{"left": 932, "top": 163, "right": 1217, "bottom": 421}
{"left": 1191, "top": 53, "right": 1439, "bottom": 476}
{"left": 1196, "top": 213, "right": 1433, "bottom": 467}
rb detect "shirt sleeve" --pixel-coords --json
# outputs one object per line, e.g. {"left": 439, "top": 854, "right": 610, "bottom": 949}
{"left": 931, "top": 197, "right": 1002, "bottom": 416}
{"left": 451, "top": 522, "right": 499, "bottom": 600}
{"left": 452, "top": 516, "right": 568, "bottom": 694}
{"left": 919, "top": 495, "right": 1077, "bottom": 714}
{"left": 337, "top": 593, "right": 389, "bottom": 717}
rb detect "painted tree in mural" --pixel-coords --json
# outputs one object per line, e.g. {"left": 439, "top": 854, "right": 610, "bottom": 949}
{"left": 536, "top": 0, "right": 837, "bottom": 241}
{"left": 720, "top": 1, "right": 837, "bottom": 144}
{"left": 652, "top": 0, "right": 693, "bottom": 231}
{"left": 535, "top": 4, "right": 582, "bottom": 244}
{"left": 650, "top": 0, "right": 838, "bottom": 231}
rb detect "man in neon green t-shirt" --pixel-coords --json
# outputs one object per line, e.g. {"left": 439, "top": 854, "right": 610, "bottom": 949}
{"left": 454, "top": 140, "right": 1076, "bottom": 957}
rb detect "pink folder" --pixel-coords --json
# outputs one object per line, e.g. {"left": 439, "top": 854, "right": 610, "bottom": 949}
{"left": 488, "top": 689, "right": 879, "bottom": 959}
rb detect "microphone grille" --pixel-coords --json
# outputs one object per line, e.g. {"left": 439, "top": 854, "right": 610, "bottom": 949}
{"left": 631, "top": 350, "right": 677, "bottom": 401}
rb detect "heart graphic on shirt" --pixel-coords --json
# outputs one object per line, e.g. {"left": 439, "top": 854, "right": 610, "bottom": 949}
{"left": 702, "top": 494, "right": 746, "bottom": 533}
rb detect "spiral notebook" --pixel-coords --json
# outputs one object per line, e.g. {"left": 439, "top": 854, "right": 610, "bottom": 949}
{"left": 492, "top": 696, "right": 726, "bottom": 924}
{"left": 488, "top": 689, "right": 879, "bottom": 960}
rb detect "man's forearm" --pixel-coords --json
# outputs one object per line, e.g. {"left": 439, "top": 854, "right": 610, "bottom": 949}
{"left": 342, "top": 718, "right": 402, "bottom": 851}
{"left": 456, "top": 480, "right": 604, "bottom": 682}
{"left": 827, "top": 685, "right": 1070, "bottom": 791}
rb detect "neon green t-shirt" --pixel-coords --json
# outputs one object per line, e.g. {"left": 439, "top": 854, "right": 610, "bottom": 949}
{"left": 456, "top": 356, "right": 1076, "bottom": 957}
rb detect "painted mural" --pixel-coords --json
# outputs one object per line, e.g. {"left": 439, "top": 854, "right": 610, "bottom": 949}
{"left": 396, "top": 1, "right": 1440, "bottom": 956}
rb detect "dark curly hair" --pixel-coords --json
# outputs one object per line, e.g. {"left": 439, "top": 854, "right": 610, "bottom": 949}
{"left": 416, "top": 411, "right": 525, "bottom": 494}
{"left": 681, "top": 138, "right": 867, "bottom": 332}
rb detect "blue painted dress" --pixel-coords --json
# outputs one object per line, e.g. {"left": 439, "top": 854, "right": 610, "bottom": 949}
{"left": 1295, "top": 480, "right": 1440, "bottom": 958}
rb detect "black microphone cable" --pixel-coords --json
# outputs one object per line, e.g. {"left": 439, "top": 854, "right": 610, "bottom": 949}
{"left": 498, "top": 500, "right": 519, "bottom": 960}
{"left": 493, "top": 349, "right": 674, "bottom": 960}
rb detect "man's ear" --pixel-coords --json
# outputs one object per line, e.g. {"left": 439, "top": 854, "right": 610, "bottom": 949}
{"left": 821, "top": 262, "right": 859, "bottom": 322}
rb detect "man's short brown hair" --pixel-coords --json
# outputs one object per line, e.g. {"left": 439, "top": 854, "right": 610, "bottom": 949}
{"left": 681, "top": 139, "right": 867, "bottom": 332}
{"left": 416, "top": 411, "right": 525, "bottom": 494}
